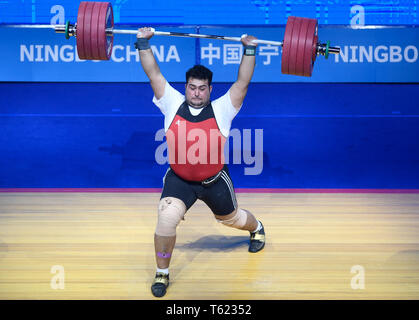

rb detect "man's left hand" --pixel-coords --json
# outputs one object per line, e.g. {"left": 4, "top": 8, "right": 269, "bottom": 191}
{"left": 241, "top": 35, "right": 258, "bottom": 47}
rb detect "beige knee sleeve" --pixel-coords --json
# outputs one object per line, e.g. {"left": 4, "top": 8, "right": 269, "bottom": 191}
{"left": 216, "top": 208, "right": 248, "bottom": 229}
{"left": 155, "top": 197, "right": 186, "bottom": 237}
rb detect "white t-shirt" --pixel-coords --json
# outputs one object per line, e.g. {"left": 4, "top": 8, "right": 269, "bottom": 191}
{"left": 152, "top": 81, "right": 240, "bottom": 138}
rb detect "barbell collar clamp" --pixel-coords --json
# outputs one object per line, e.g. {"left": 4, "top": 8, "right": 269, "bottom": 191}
{"left": 54, "top": 23, "right": 76, "bottom": 38}
{"left": 317, "top": 42, "right": 340, "bottom": 56}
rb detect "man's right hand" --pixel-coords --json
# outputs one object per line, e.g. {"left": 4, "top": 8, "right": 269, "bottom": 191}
{"left": 137, "top": 27, "right": 154, "bottom": 39}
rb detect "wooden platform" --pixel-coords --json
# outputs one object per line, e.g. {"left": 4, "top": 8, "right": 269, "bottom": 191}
{"left": 0, "top": 192, "right": 418, "bottom": 299}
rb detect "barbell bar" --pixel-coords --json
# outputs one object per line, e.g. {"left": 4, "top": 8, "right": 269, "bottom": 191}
{"left": 3, "top": 1, "right": 340, "bottom": 77}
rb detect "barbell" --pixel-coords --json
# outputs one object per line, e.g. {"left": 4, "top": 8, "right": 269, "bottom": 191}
{"left": 4, "top": 1, "right": 340, "bottom": 77}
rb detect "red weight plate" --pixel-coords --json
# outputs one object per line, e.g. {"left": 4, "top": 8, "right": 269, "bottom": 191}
{"left": 76, "top": 2, "right": 88, "bottom": 60}
{"left": 98, "top": 2, "right": 113, "bottom": 60}
{"left": 312, "top": 34, "right": 318, "bottom": 62}
{"left": 310, "top": 33, "right": 318, "bottom": 75}
{"left": 106, "top": 3, "right": 114, "bottom": 60}
{"left": 83, "top": 1, "right": 94, "bottom": 60}
{"left": 97, "top": 3, "right": 107, "bottom": 60}
{"left": 90, "top": 2, "right": 101, "bottom": 60}
{"left": 287, "top": 17, "right": 303, "bottom": 76}
{"left": 281, "top": 16, "right": 295, "bottom": 75}
{"left": 302, "top": 19, "right": 317, "bottom": 77}
{"left": 295, "top": 18, "right": 310, "bottom": 76}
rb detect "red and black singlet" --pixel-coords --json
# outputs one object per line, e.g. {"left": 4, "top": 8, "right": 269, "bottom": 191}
{"left": 166, "top": 101, "right": 226, "bottom": 181}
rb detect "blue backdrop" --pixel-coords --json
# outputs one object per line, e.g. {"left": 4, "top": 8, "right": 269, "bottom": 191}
{"left": 0, "top": 0, "right": 417, "bottom": 25}
{"left": 1, "top": 1, "right": 418, "bottom": 189}
{"left": 1, "top": 26, "right": 418, "bottom": 82}
{"left": 1, "top": 82, "right": 418, "bottom": 188}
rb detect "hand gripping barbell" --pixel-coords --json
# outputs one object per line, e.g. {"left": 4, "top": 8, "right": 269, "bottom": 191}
{"left": 5, "top": 1, "right": 340, "bottom": 77}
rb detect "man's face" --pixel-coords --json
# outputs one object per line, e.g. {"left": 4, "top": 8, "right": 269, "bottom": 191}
{"left": 185, "top": 78, "right": 212, "bottom": 108}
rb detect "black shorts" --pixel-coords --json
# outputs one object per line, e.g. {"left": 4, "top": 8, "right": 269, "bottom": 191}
{"left": 160, "top": 165, "right": 238, "bottom": 216}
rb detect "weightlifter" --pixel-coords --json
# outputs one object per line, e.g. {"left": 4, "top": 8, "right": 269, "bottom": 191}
{"left": 135, "top": 27, "right": 266, "bottom": 298}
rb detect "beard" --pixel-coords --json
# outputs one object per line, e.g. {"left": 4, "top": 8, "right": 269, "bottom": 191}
{"left": 186, "top": 97, "right": 209, "bottom": 108}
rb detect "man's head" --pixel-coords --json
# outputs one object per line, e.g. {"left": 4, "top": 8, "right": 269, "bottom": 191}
{"left": 185, "top": 65, "right": 213, "bottom": 109}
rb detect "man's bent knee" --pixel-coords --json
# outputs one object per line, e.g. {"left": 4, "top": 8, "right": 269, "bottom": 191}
{"left": 155, "top": 197, "right": 186, "bottom": 237}
{"left": 215, "top": 208, "right": 247, "bottom": 229}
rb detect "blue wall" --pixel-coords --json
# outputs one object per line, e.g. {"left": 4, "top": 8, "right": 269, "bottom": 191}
{"left": 1, "top": 82, "right": 418, "bottom": 188}
{"left": 1, "top": 1, "right": 418, "bottom": 189}
{"left": 1, "top": 0, "right": 417, "bottom": 25}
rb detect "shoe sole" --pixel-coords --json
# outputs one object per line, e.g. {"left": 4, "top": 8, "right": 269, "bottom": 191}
{"left": 151, "top": 284, "right": 169, "bottom": 297}
{"left": 249, "top": 241, "right": 265, "bottom": 253}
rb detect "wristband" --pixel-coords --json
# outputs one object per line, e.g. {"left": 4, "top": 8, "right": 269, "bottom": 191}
{"left": 243, "top": 45, "right": 256, "bottom": 56}
{"left": 135, "top": 38, "right": 151, "bottom": 50}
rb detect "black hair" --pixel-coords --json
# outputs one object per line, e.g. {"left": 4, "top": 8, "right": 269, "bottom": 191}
{"left": 185, "top": 65, "right": 213, "bottom": 86}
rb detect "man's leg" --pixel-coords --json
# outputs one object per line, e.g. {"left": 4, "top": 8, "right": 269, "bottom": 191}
{"left": 214, "top": 207, "right": 257, "bottom": 232}
{"left": 151, "top": 196, "right": 187, "bottom": 297}
{"left": 201, "top": 168, "right": 265, "bottom": 253}
{"left": 214, "top": 208, "right": 265, "bottom": 253}
{"left": 154, "top": 197, "right": 186, "bottom": 267}
{"left": 151, "top": 167, "right": 197, "bottom": 298}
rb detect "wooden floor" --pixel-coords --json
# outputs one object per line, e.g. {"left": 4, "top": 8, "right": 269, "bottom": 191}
{"left": 0, "top": 192, "right": 418, "bottom": 300}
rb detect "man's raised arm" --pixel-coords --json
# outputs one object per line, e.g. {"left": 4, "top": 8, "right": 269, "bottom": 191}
{"left": 136, "top": 27, "right": 166, "bottom": 100}
{"left": 229, "top": 35, "right": 258, "bottom": 110}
